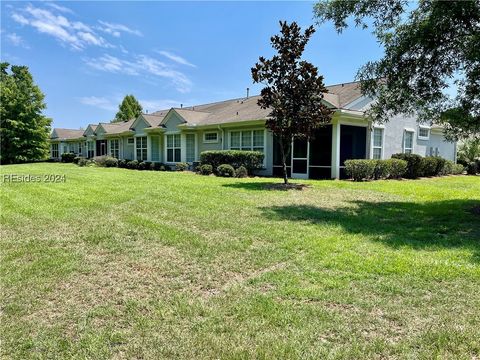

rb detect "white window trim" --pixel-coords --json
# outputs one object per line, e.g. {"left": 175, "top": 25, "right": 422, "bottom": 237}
{"left": 403, "top": 130, "right": 414, "bottom": 154}
{"left": 127, "top": 137, "right": 135, "bottom": 144}
{"left": 229, "top": 129, "right": 266, "bottom": 167}
{"left": 371, "top": 127, "right": 384, "bottom": 160}
{"left": 418, "top": 125, "right": 430, "bottom": 140}
{"left": 109, "top": 138, "right": 120, "bottom": 159}
{"left": 165, "top": 132, "right": 181, "bottom": 163}
{"left": 203, "top": 131, "right": 219, "bottom": 144}
{"left": 136, "top": 136, "right": 148, "bottom": 161}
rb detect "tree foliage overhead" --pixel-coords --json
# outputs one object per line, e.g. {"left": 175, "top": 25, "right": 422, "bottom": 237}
{"left": 314, "top": 0, "right": 480, "bottom": 140}
{"left": 252, "top": 21, "right": 333, "bottom": 184}
{"left": 0, "top": 62, "right": 52, "bottom": 164}
{"left": 113, "top": 95, "right": 143, "bottom": 123}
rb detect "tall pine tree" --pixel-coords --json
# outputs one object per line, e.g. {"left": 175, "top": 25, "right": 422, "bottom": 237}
{"left": 0, "top": 63, "right": 52, "bottom": 164}
{"left": 113, "top": 95, "right": 143, "bottom": 122}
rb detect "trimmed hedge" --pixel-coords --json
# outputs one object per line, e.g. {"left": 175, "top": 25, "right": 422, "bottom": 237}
{"left": 92, "top": 155, "right": 118, "bottom": 167}
{"left": 388, "top": 159, "right": 408, "bottom": 179}
{"left": 175, "top": 162, "right": 188, "bottom": 171}
{"left": 345, "top": 159, "right": 408, "bottom": 181}
{"left": 217, "top": 164, "right": 235, "bottom": 177}
{"left": 345, "top": 159, "right": 376, "bottom": 181}
{"left": 200, "top": 150, "right": 264, "bottom": 174}
{"left": 391, "top": 153, "right": 424, "bottom": 178}
{"left": 452, "top": 163, "right": 465, "bottom": 175}
{"left": 61, "top": 153, "right": 76, "bottom": 163}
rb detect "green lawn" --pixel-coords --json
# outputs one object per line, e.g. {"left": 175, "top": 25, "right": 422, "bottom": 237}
{"left": 1, "top": 163, "right": 479, "bottom": 359}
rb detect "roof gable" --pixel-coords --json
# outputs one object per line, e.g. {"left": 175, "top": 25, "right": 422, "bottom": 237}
{"left": 130, "top": 115, "right": 151, "bottom": 131}
{"left": 83, "top": 124, "right": 97, "bottom": 136}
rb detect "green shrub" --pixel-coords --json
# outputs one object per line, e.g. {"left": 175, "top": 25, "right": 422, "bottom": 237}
{"left": 73, "top": 156, "right": 82, "bottom": 164}
{"left": 61, "top": 153, "right": 76, "bottom": 163}
{"left": 151, "top": 162, "right": 165, "bottom": 171}
{"left": 344, "top": 159, "right": 376, "bottom": 181}
{"left": 77, "top": 158, "right": 89, "bottom": 167}
{"left": 175, "top": 162, "right": 188, "bottom": 171}
{"left": 373, "top": 160, "right": 391, "bottom": 180}
{"left": 422, "top": 157, "right": 438, "bottom": 177}
{"left": 391, "top": 153, "right": 424, "bottom": 178}
{"left": 199, "top": 164, "right": 213, "bottom": 175}
{"left": 452, "top": 163, "right": 465, "bottom": 175}
{"left": 126, "top": 160, "right": 139, "bottom": 170}
{"left": 466, "top": 161, "right": 478, "bottom": 175}
{"left": 92, "top": 155, "right": 117, "bottom": 167}
{"left": 142, "top": 161, "right": 152, "bottom": 170}
{"left": 118, "top": 159, "right": 128, "bottom": 168}
{"left": 442, "top": 160, "right": 454, "bottom": 175}
{"left": 200, "top": 150, "right": 264, "bottom": 174}
{"left": 217, "top": 164, "right": 235, "bottom": 177}
{"left": 387, "top": 159, "right": 408, "bottom": 179}
{"left": 235, "top": 166, "right": 248, "bottom": 178}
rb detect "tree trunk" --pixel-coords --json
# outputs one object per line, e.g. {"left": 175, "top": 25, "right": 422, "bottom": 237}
{"left": 279, "top": 137, "right": 289, "bottom": 185}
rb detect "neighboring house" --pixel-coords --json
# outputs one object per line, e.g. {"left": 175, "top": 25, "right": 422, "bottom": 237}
{"left": 50, "top": 81, "right": 456, "bottom": 179}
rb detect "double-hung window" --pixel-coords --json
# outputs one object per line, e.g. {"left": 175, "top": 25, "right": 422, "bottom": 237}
{"left": 167, "top": 134, "right": 181, "bottom": 162}
{"left": 78, "top": 142, "right": 84, "bottom": 156}
{"left": 230, "top": 130, "right": 264, "bottom": 152}
{"left": 51, "top": 143, "right": 59, "bottom": 158}
{"left": 136, "top": 136, "right": 147, "bottom": 161}
{"left": 372, "top": 128, "right": 383, "bottom": 159}
{"left": 404, "top": 131, "right": 414, "bottom": 154}
{"left": 87, "top": 141, "right": 95, "bottom": 158}
{"left": 418, "top": 126, "right": 430, "bottom": 140}
{"left": 110, "top": 139, "right": 119, "bottom": 159}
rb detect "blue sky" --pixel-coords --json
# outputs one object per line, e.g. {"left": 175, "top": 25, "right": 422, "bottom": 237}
{"left": 1, "top": 1, "right": 383, "bottom": 129}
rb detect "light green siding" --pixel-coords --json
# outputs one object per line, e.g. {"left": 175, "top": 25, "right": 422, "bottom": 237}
{"left": 163, "top": 112, "right": 185, "bottom": 132}
{"left": 133, "top": 117, "right": 150, "bottom": 135}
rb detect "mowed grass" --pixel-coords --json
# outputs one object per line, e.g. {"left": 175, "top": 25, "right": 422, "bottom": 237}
{"left": 1, "top": 163, "right": 479, "bottom": 359}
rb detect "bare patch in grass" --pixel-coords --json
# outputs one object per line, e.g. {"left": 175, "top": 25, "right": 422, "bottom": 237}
{"left": 264, "top": 183, "right": 310, "bottom": 191}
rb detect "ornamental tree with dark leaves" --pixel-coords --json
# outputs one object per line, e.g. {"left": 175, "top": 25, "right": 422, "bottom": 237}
{"left": 252, "top": 21, "right": 333, "bottom": 184}
{"left": 314, "top": 0, "right": 480, "bottom": 140}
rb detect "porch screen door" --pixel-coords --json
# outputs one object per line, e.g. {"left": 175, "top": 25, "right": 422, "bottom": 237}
{"left": 291, "top": 137, "right": 309, "bottom": 179}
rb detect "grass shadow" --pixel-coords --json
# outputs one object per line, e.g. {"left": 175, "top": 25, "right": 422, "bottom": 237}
{"left": 261, "top": 199, "right": 480, "bottom": 262}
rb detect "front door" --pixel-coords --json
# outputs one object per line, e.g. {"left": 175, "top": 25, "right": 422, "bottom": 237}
{"left": 291, "top": 137, "right": 309, "bottom": 179}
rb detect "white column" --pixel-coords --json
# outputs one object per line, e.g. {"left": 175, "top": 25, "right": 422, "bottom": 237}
{"left": 147, "top": 135, "right": 152, "bottom": 162}
{"left": 331, "top": 121, "right": 341, "bottom": 179}
{"left": 133, "top": 137, "right": 137, "bottom": 161}
{"left": 180, "top": 133, "right": 186, "bottom": 162}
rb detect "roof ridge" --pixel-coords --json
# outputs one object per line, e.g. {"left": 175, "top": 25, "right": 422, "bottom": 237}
{"left": 325, "top": 80, "right": 361, "bottom": 88}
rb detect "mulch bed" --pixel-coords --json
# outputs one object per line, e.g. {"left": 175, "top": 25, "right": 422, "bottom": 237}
{"left": 264, "top": 183, "right": 310, "bottom": 191}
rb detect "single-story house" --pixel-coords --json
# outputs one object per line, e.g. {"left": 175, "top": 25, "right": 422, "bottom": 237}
{"left": 50, "top": 81, "right": 457, "bottom": 179}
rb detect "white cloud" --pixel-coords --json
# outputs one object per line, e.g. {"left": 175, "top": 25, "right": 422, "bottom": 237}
{"left": 45, "top": 2, "right": 74, "bottom": 14}
{"left": 11, "top": 4, "right": 112, "bottom": 50}
{"left": 84, "top": 54, "right": 193, "bottom": 93}
{"left": 98, "top": 20, "right": 142, "bottom": 37}
{"left": 78, "top": 96, "right": 117, "bottom": 111}
{"left": 6, "top": 33, "right": 29, "bottom": 48}
{"left": 156, "top": 50, "right": 196, "bottom": 68}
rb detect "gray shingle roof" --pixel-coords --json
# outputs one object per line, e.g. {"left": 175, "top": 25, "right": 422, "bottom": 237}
{"left": 51, "top": 128, "right": 85, "bottom": 140}
{"left": 53, "top": 81, "right": 365, "bottom": 134}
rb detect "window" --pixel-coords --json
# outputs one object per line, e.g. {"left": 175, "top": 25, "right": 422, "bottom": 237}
{"left": 203, "top": 132, "right": 218, "bottom": 143}
{"left": 51, "top": 143, "right": 59, "bottom": 158}
{"left": 404, "top": 131, "right": 414, "bottom": 154}
{"left": 127, "top": 137, "right": 134, "bottom": 144}
{"left": 110, "top": 139, "right": 119, "bottom": 159}
{"left": 79, "top": 141, "right": 84, "bottom": 156}
{"left": 63, "top": 145, "right": 68, "bottom": 154}
{"left": 186, "top": 134, "right": 195, "bottom": 162}
{"left": 230, "top": 130, "right": 264, "bottom": 152}
{"left": 372, "top": 128, "right": 383, "bottom": 159}
{"left": 418, "top": 126, "right": 430, "bottom": 140}
{"left": 136, "top": 136, "right": 147, "bottom": 161}
{"left": 87, "top": 141, "right": 95, "bottom": 158}
{"left": 167, "top": 134, "right": 181, "bottom": 162}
